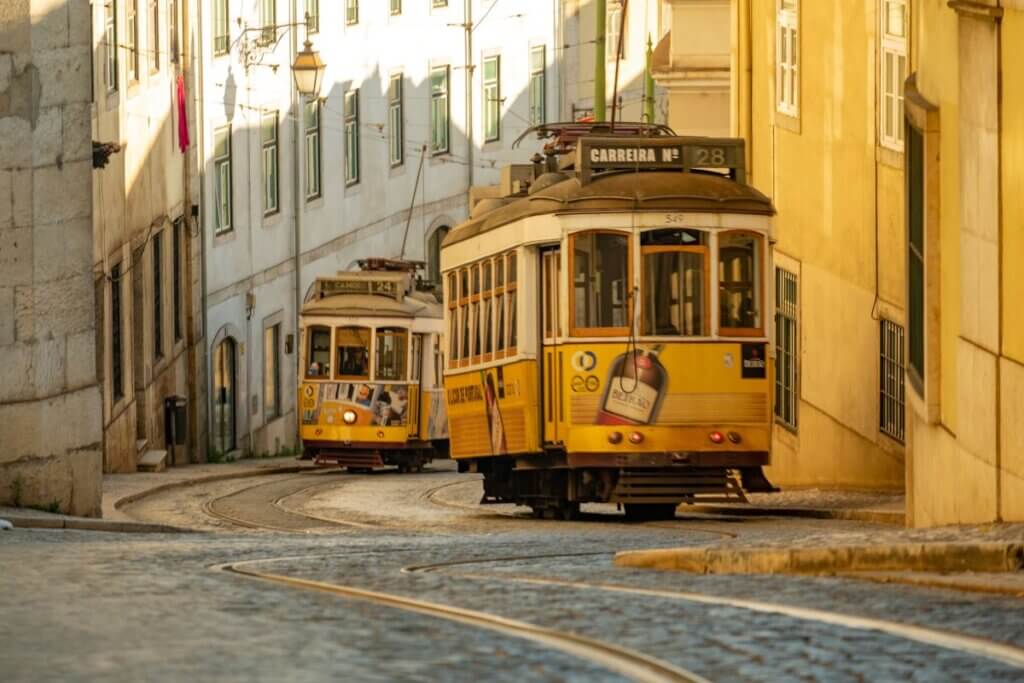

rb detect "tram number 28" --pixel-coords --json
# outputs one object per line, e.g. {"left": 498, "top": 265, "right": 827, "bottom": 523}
{"left": 693, "top": 146, "right": 728, "bottom": 167}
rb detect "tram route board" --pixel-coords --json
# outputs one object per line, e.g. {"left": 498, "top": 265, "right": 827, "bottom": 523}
{"left": 576, "top": 136, "right": 746, "bottom": 184}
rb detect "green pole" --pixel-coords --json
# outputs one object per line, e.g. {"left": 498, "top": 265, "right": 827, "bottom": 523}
{"left": 644, "top": 34, "right": 655, "bottom": 123}
{"left": 594, "top": 0, "right": 606, "bottom": 121}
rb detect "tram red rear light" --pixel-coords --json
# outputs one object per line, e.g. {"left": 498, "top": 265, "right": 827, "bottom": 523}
{"left": 629, "top": 432, "right": 644, "bottom": 444}
{"left": 709, "top": 431, "right": 725, "bottom": 444}
{"left": 608, "top": 431, "right": 623, "bottom": 444}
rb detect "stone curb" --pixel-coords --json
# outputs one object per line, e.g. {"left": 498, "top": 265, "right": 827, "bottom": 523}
{"left": 1, "top": 514, "right": 189, "bottom": 534}
{"left": 687, "top": 504, "right": 905, "bottom": 526}
{"left": 614, "top": 542, "right": 1024, "bottom": 575}
{"left": 111, "top": 464, "right": 312, "bottom": 512}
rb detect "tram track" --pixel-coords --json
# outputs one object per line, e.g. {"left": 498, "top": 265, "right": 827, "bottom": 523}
{"left": 216, "top": 555, "right": 709, "bottom": 683}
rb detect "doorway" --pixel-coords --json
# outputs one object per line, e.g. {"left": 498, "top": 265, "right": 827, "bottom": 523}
{"left": 212, "top": 337, "right": 237, "bottom": 455}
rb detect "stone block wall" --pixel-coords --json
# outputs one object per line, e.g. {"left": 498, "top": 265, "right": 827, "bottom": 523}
{"left": 0, "top": 1, "right": 102, "bottom": 516}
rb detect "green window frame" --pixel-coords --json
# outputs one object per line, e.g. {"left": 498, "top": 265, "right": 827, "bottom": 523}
{"left": 529, "top": 46, "right": 546, "bottom": 126}
{"left": 213, "top": 126, "right": 232, "bottom": 234}
{"left": 105, "top": 1, "right": 118, "bottom": 90}
{"left": 483, "top": 55, "right": 501, "bottom": 142}
{"left": 213, "top": 0, "right": 229, "bottom": 55}
{"left": 261, "top": 111, "right": 279, "bottom": 215}
{"left": 346, "top": 0, "right": 358, "bottom": 25}
{"left": 304, "top": 100, "right": 321, "bottom": 199}
{"left": 345, "top": 89, "right": 360, "bottom": 185}
{"left": 389, "top": 74, "right": 404, "bottom": 166}
{"left": 430, "top": 66, "right": 449, "bottom": 154}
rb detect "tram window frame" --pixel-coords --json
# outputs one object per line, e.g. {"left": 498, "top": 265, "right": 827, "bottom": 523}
{"left": 447, "top": 272, "right": 458, "bottom": 367}
{"left": 642, "top": 245, "right": 709, "bottom": 337}
{"left": 569, "top": 231, "right": 632, "bottom": 337}
{"left": 459, "top": 267, "right": 470, "bottom": 367}
{"left": 506, "top": 251, "right": 518, "bottom": 352}
{"left": 717, "top": 231, "right": 765, "bottom": 337}
{"left": 495, "top": 255, "right": 506, "bottom": 359}
{"left": 305, "top": 325, "right": 332, "bottom": 379}
{"left": 411, "top": 334, "right": 423, "bottom": 383}
{"left": 471, "top": 264, "right": 482, "bottom": 364}
{"left": 375, "top": 327, "right": 408, "bottom": 382}
{"left": 482, "top": 262, "right": 494, "bottom": 361}
{"left": 335, "top": 326, "right": 372, "bottom": 381}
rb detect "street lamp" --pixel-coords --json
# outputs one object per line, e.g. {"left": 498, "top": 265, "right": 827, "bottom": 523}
{"left": 291, "top": 39, "right": 325, "bottom": 98}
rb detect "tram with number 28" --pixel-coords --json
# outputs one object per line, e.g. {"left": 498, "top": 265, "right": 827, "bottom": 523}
{"left": 298, "top": 259, "right": 448, "bottom": 473}
{"left": 440, "top": 123, "right": 777, "bottom": 520}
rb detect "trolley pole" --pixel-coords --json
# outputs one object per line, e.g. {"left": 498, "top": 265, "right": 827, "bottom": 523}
{"left": 594, "top": 0, "right": 607, "bottom": 121}
{"left": 644, "top": 34, "right": 655, "bottom": 123}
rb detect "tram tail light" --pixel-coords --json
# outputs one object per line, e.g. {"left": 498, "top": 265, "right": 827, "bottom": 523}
{"left": 628, "top": 432, "right": 644, "bottom": 445}
{"left": 343, "top": 410, "right": 357, "bottom": 425}
{"left": 709, "top": 431, "right": 725, "bottom": 444}
{"left": 727, "top": 431, "right": 742, "bottom": 444}
{"left": 608, "top": 431, "right": 623, "bottom": 445}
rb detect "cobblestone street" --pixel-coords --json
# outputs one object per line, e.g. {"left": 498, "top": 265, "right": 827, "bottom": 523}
{"left": 3, "top": 463, "right": 1023, "bottom": 682}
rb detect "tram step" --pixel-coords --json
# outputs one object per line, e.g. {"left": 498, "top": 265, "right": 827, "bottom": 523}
{"left": 315, "top": 451, "right": 385, "bottom": 468}
{"left": 610, "top": 469, "right": 747, "bottom": 504}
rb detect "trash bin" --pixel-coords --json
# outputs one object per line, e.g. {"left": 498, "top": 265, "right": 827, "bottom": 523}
{"left": 164, "top": 395, "right": 188, "bottom": 466}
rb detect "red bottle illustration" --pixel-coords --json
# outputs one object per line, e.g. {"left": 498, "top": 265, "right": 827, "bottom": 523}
{"left": 596, "top": 345, "right": 667, "bottom": 425}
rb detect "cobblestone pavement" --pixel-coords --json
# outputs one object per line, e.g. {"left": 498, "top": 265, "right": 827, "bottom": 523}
{"left": 3, "top": 465, "right": 1024, "bottom": 682}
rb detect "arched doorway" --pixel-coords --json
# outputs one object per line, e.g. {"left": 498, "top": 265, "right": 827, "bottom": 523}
{"left": 427, "top": 226, "right": 450, "bottom": 285}
{"left": 212, "top": 337, "right": 237, "bottom": 454}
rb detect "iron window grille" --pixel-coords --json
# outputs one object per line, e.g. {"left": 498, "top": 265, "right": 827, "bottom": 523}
{"left": 880, "top": 319, "right": 906, "bottom": 442}
{"left": 774, "top": 267, "right": 798, "bottom": 430}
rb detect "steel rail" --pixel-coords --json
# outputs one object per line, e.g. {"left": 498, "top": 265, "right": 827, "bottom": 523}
{"left": 218, "top": 559, "right": 711, "bottom": 683}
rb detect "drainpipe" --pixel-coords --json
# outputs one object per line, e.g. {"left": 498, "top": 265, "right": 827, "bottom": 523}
{"left": 291, "top": 0, "right": 303, "bottom": 449}
{"left": 465, "top": 1, "right": 474, "bottom": 190}
{"left": 194, "top": 0, "right": 211, "bottom": 461}
{"left": 594, "top": 0, "right": 607, "bottom": 121}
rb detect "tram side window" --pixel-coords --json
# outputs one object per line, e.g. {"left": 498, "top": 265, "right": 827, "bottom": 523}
{"left": 375, "top": 327, "right": 408, "bottom": 381}
{"left": 459, "top": 268, "right": 470, "bottom": 364}
{"left": 306, "top": 326, "right": 332, "bottom": 378}
{"left": 719, "top": 232, "right": 763, "bottom": 334}
{"left": 571, "top": 232, "right": 630, "bottom": 335}
{"left": 482, "top": 261, "right": 494, "bottom": 357}
{"left": 336, "top": 326, "right": 371, "bottom": 380}
{"left": 507, "top": 252, "right": 518, "bottom": 350}
{"left": 447, "top": 273, "right": 459, "bottom": 365}
{"left": 642, "top": 230, "right": 708, "bottom": 336}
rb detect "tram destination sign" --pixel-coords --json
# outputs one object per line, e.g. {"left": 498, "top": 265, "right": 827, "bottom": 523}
{"left": 577, "top": 136, "right": 745, "bottom": 184}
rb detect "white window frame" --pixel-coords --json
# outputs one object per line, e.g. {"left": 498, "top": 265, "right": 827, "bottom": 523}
{"left": 127, "top": 0, "right": 139, "bottom": 81}
{"left": 607, "top": 1, "right": 625, "bottom": 61}
{"left": 776, "top": 0, "right": 799, "bottom": 117}
{"left": 213, "top": 0, "right": 229, "bottom": 55}
{"left": 149, "top": 0, "right": 160, "bottom": 73}
{"left": 261, "top": 111, "right": 279, "bottom": 215}
{"left": 305, "top": 0, "right": 319, "bottom": 33}
{"left": 259, "top": 0, "right": 276, "bottom": 45}
{"left": 346, "top": 0, "right": 358, "bottom": 25}
{"left": 213, "top": 126, "right": 232, "bottom": 234}
{"left": 389, "top": 74, "right": 404, "bottom": 166}
{"left": 879, "top": 0, "right": 907, "bottom": 151}
{"left": 105, "top": 1, "right": 118, "bottom": 91}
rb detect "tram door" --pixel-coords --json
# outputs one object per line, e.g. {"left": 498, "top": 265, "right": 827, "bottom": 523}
{"left": 408, "top": 333, "right": 423, "bottom": 438}
{"left": 541, "top": 248, "right": 561, "bottom": 443}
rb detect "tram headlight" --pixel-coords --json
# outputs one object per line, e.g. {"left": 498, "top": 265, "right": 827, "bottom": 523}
{"left": 343, "top": 410, "right": 357, "bottom": 425}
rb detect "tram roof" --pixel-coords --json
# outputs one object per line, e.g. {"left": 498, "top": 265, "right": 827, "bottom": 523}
{"left": 300, "top": 291, "right": 443, "bottom": 320}
{"left": 443, "top": 170, "right": 774, "bottom": 248}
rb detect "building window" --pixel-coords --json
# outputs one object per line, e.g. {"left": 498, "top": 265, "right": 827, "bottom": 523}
{"left": 483, "top": 55, "right": 501, "bottom": 142}
{"left": 346, "top": 0, "right": 358, "bottom": 25}
{"left": 264, "top": 323, "right": 281, "bottom": 420}
{"left": 173, "top": 218, "right": 183, "bottom": 342}
{"left": 305, "top": 0, "right": 318, "bottom": 33}
{"left": 111, "top": 263, "right": 124, "bottom": 401}
{"left": 390, "top": 0, "right": 401, "bottom": 15}
{"left": 906, "top": 123, "right": 924, "bottom": 392}
{"left": 259, "top": 0, "right": 276, "bottom": 44}
{"left": 774, "top": 267, "right": 798, "bottom": 430}
{"left": 389, "top": 74, "right": 404, "bottom": 166}
{"left": 433, "top": 0, "right": 447, "bottom": 7}
{"left": 127, "top": 0, "right": 139, "bottom": 81}
{"left": 149, "top": 0, "right": 159, "bottom": 73}
{"left": 105, "top": 1, "right": 118, "bottom": 91}
{"left": 431, "top": 66, "right": 449, "bottom": 154}
{"left": 880, "top": 0, "right": 907, "bottom": 150}
{"left": 345, "top": 89, "right": 360, "bottom": 185}
{"left": 261, "top": 111, "right": 279, "bottom": 214}
{"left": 169, "top": 0, "right": 179, "bottom": 63}
{"left": 880, "top": 319, "right": 905, "bottom": 442}
{"left": 305, "top": 325, "right": 331, "bottom": 377}
{"left": 213, "top": 126, "right": 232, "bottom": 234}
{"left": 571, "top": 232, "right": 630, "bottom": 336}
{"left": 529, "top": 46, "right": 546, "bottom": 126}
{"left": 641, "top": 229, "right": 708, "bottom": 336}
{"left": 607, "top": 1, "right": 625, "bottom": 60}
{"left": 213, "top": 0, "right": 229, "bottom": 55}
{"left": 776, "top": 0, "right": 799, "bottom": 117}
{"left": 304, "top": 100, "right": 321, "bottom": 199}
{"left": 153, "top": 230, "right": 164, "bottom": 360}
{"left": 718, "top": 232, "right": 763, "bottom": 335}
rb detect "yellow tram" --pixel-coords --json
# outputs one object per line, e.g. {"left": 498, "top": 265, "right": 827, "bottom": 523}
{"left": 298, "top": 260, "right": 448, "bottom": 472}
{"left": 440, "top": 124, "right": 777, "bottom": 519}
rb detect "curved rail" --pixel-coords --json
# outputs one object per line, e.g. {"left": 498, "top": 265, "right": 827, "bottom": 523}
{"left": 217, "top": 557, "right": 710, "bottom": 683}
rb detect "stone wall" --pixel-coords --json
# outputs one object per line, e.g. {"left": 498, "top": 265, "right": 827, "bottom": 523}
{"left": 0, "top": 1, "right": 102, "bottom": 516}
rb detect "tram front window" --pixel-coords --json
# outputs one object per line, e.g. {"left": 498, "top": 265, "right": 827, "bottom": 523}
{"left": 719, "top": 232, "right": 763, "bottom": 333}
{"left": 336, "top": 326, "right": 371, "bottom": 380}
{"left": 571, "top": 231, "right": 629, "bottom": 334}
{"left": 375, "top": 327, "right": 408, "bottom": 381}
{"left": 644, "top": 251, "right": 706, "bottom": 336}
{"left": 306, "top": 326, "right": 332, "bottom": 378}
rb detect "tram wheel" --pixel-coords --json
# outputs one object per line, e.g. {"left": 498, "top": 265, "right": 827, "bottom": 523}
{"left": 624, "top": 503, "right": 677, "bottom": 522}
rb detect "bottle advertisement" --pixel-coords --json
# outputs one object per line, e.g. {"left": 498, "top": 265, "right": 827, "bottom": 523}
{"left": 596, "top": 345, "right": 667, "bottom": 425}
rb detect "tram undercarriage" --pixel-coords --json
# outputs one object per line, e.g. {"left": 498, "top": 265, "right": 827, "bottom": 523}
{"left": 305, "top": 441, "right": 444, "bottom": 474}
{"left": 461, "top": 453, "right": 776, "bottom": 521}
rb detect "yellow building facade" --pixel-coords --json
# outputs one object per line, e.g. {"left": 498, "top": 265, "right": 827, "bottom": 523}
{"left": 655, "top": 0, "right": 1023, "bottom": 526}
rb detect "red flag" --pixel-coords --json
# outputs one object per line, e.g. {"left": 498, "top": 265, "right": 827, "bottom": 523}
{"left": 176, "top": 75, "right": 190, "bottom": 153}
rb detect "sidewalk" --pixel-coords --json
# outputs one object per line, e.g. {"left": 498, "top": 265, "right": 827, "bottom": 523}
{"left": 691, "top": 488, "right": 906, "bottom": 525}
{"left": 1, "top": 456, "right": 311, "bottom": 533}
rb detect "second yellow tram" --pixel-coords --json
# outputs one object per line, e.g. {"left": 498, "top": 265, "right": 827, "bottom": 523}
{"left": 440, "top": 125, "right": 777, "bottom": 519}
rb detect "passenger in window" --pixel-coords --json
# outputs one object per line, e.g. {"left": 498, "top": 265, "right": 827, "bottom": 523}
{"left": 340, "top": 348, "right": 368, "bottom": 376}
